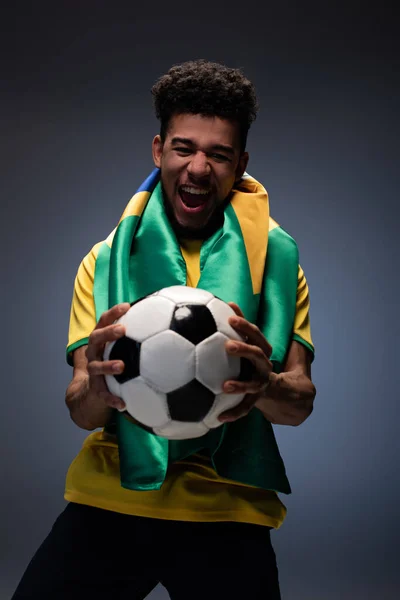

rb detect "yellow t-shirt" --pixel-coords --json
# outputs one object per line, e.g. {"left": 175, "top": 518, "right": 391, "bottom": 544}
{"left": 65, "top": 237, "right": 314, "bottom": 529}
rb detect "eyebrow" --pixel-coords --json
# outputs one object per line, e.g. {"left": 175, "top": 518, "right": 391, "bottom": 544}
{"left": 170, "top": 137, "right": 235, "bottom": 155}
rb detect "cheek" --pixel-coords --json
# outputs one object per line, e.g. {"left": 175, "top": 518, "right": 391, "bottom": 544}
{"left": 161, "top": 160, "right": 183, "bottom": 190}
{"left": 218, "top": 171, "right": 236, "bottom": 197}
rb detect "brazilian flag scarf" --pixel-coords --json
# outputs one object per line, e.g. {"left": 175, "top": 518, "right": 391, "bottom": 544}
{"left": 93, "top": 168, "right": 299, "bottom": 494}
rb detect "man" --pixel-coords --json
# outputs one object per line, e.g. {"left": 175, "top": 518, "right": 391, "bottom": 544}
{"left": 12, "top": 59, "right": 316, "bottom": 599}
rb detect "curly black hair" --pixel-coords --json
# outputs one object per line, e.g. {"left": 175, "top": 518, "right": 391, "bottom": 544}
{"left": 151, "top": 59, "right": 259, "bottom": 152}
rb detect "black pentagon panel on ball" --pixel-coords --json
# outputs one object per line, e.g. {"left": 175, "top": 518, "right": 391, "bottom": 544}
{"left": 167, "top": 380, "right": 215, "bottom": 422}
{"left": 238, "top": 357, "right": 254, "bottom": 382}
{"left": 170, "top": 304, "right": 217, "bottom": 345}
{"left": 109, "top": 336, "right": 141, "bottom": 384}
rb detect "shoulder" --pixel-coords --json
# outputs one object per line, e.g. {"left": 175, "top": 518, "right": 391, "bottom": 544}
{"left": 268, "top": 217, "right": 299, "bottom": 261}
{"left": 81, "top": 231, "right": 116, "bottom": 264}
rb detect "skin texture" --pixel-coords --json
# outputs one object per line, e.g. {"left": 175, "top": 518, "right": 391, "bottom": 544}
{"left": 152, "top": 114, "right": 248, "bottom": 236}
{"left": 65, "top": 114, "right": 316, "bottom": 429}
{"left": 66, "top": 304, "right": 315, "bottom": 429}
{"left": 220, "top": 303, "right": 315, "bottom": 425}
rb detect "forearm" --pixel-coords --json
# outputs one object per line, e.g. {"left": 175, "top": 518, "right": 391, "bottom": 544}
{"left": 65, "top": 373, "right": 113, "bottom": 431}
{"left": 255, "top": 369, "right": 316, "bottom": 426}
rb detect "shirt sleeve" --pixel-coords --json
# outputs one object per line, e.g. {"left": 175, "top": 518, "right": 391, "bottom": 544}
{"left": 292, "top": 265, "right": 315, "bottom": 358}
{"left": 66, "top": 242, "right": 102, "bottom": 366}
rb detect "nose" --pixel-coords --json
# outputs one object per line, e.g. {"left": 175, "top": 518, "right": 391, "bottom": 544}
{"left": 187, "top": 151, "right": 211, "bottom": 179}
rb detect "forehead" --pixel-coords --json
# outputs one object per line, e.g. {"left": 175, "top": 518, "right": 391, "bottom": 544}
{"left": 166, "top": 113, "right": 240, "bottom": 150}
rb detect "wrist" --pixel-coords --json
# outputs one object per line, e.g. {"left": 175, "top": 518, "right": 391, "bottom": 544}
{"left": 65, "top": 375, "right": 111, "bottom": 431}
{"left": 256, "top": 370, "right": 315, "bottom": 426}
{"left": 262, "top": 371, "right": 279, "bottom": 396}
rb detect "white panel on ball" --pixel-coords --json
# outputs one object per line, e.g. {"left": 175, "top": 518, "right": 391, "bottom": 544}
{"left": 122, "top": 296, "right": 176, "bottom": 343}
{"left": 103, "top": 339, "right": 115, "bottom": 362}
{"left": 103, "top": 340, "right": 120, "bottom": 397}
{"left": 153, "top": 420, "right": 210, "bottom": 440}
{"left": 104, "top": 371, "right": 122, "bottom": 399}
{"left": 158, "top": 285, "right": 214, "bottom": 305}
{"left": 119, "top": 376, "right": 169, "bottom": 428}
{"left": 196, "top": 332, "right": 241, "bottom": 394}
{"left": 202, "top": 393, "right": 245, "bottom": 429}
{"left": 206, "top": 297, "right": 244, "bottom": 342}
{"left": 140, "top": 330, "right": 195, "bottom": 393}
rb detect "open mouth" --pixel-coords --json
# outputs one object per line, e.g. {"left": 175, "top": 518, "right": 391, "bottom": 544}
{"left": 179, "top": 185, "right": 211, "bottom": 213}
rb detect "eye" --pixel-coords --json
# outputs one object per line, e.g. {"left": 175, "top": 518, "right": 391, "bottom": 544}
{"left": 210, "top": 153, "right": 231, "bottom": 162}
{"left": 175, "top": 147, "right": 192, "bottom": 155}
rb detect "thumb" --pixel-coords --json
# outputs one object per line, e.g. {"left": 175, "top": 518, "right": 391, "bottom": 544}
{"left": 227, "top": 302, "right": 245, "bottom": 318}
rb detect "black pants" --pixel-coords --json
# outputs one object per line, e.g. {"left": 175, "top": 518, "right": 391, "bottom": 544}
{"left": 11, "top": 502, "right": 281, "bottom": 599}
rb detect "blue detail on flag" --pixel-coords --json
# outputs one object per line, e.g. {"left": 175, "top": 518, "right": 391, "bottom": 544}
{"left": 136, "top": 168, "right": 161, "bottom": 193}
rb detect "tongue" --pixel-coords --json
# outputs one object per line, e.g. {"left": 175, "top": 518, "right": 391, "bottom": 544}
{"left": 180, "top": 190, "right": 209, "bottom": 207}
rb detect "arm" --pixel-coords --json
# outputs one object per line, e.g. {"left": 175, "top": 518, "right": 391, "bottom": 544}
{"left": 65, "top": 244, "right": 129, "bottom": 430}
{"left": 219, "top": 303, "right": 316, "bottom": 427}
{"left": 65, "top": 304, "right": 129, "bottom": 431}
{"left": 254, "top": 340, "right": 316, "bottom": 426}
{"left": 258, "top": 262, "right": 316, "bottom": 425}
{"left": 65, "top": 345, "right": 112, "bottom": 431}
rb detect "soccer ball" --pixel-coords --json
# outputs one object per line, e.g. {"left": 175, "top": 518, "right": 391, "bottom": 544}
{"left": 103, "top": 286, "right": 252, "bottom": 440}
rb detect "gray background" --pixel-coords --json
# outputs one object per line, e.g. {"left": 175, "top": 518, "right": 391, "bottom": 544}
{"left": 2, "top": 2, "right": 398, "bottom": 599}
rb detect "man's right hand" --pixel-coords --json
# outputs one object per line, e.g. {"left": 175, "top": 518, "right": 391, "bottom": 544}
{"left": 65, "top": 303, "right": 131, "bottom": 430}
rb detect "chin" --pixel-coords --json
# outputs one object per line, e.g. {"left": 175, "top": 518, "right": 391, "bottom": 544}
{"left": 174, "top": 220, "right": 208, "bottom": 239}
{"left": 178, "top": 215, "right": 209, "bottom": 230}
{"left": 174, "top": 208, "right": 212, "bottom": 234}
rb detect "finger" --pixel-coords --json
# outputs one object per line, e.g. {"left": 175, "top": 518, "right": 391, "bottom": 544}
{"left": 87, "top": 359, "right": 125, "bottom": 377}
{"left": 225, "top": 340, "right": 272, "bottom": 380}
{"left": 98, "top": 390, "right": 126, "bottom": 411}
{"left": 227, "top": 302, "right": 245, "bottom": 318}
{"left": 218, "top": 395, "right": 255, "bottom": 422}
{"left": 223, "top": 378, "right": 266, "bottom": 395}
{"left": 227, "top": 316, "right": 272, "bottom": 358}
{"left": 95, "top": 303, "right": 131, "bottom": 330}
{"left": 86, "top": 324, "right": 126, "bottom": 361}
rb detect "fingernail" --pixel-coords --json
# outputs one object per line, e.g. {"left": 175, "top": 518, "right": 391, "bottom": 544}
{"left": 226, "top": 384, "right": 235, "bottom": 392}
{"left": 113, "top": 401, "right": 125, "bottom": 410}
{"left": 115, "top": 325, "right": 124, "bottom": 334}
{"left": 220, "top": 415, "right": 233, "bottom": 423}
{"left": 228, "top": 343, "right": 238, "bottom": 352}
{"left": 112, "top": 363, "right": 123, "bottom": 373}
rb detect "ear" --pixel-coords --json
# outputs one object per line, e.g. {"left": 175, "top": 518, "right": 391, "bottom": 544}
{"left": 235, "top": 151, "right": 249, "bottom": 182}
{"left": 152, "top": 135, "right": 163, "bottom": 168}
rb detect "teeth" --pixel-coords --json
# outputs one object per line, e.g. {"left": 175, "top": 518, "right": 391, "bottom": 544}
{"left": 181, "top": 186, "right": 210, "bottom": 195}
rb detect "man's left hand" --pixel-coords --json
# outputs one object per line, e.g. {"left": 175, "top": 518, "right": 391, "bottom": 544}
{"left": 219, "top": 302, "right": 274, "bottom": 423}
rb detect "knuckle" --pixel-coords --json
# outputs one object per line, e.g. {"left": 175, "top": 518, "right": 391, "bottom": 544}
{"left": 102, "top": 395, "right": 113, "bottom": 408}
{"left": 103, "top": 395, "right": 115, "bottom": 407}
{"left": 254, "top": 346, "right": 265, "bottom": 360}
{"left": 107, "top": 308, "right": 118, "bottom": 321}
{"left": 88, "top": 330, "right": 97, "bottom": 346}
{"left": 111, "top": 397, "right": 125, "bottom": 410}
{"left": 87, "top": 361, "right": 99, "bottom": 375}
{"left": 97, "top": 312, "right": 108, "bottom": 327}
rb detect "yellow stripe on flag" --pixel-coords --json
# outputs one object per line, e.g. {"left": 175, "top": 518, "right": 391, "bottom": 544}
{"left": 231, "top": 176, "right": 271, "bottom": 295}
{"left": 119, "top": 190, "right": 151, "bottom": 221}
{"left": 104, "top": 190, "right": 151, "bottom": 249}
